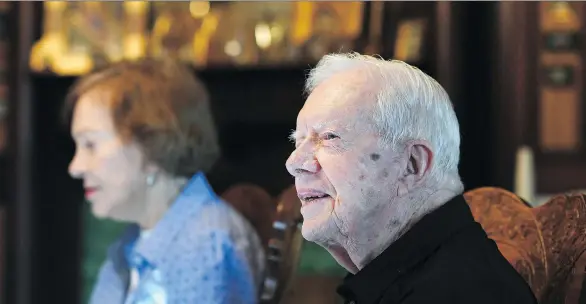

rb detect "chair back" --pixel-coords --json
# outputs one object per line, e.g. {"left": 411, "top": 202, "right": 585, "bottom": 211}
{"left": 464, "top": 187, "right": 586, "bottom": 303}
{"left": 260, "top": 185, "right": 303, "bottom": 304}
{"left": 221, "top": 183, "right": 276, "bottom": 247}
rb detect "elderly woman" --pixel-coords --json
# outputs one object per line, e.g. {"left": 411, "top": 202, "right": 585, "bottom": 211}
{"left": 66, "top": 59, "right": 265, "bottom": 304}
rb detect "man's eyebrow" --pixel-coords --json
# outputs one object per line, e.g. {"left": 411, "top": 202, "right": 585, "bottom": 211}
{"left": 288, "top": 130, "right": 298, "bottom": 143}
{"left": 317, "top": 118, "right": 345, "bottom": 128}
{"left": 289, "top": 120, "right": 346, "bottom": 141}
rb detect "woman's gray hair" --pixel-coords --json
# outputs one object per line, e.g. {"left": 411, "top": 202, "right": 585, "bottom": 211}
{"left": 64, "top": 59, "right": 220, "bottom": 177}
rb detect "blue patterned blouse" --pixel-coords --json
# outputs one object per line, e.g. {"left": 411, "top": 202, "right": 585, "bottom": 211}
{"left": 88, "top": 172, "right": 266, "bottom": 304}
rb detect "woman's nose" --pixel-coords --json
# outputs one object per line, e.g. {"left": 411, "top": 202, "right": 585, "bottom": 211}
{"left": 68, "top": 153, "right": 85, "bottom": 179}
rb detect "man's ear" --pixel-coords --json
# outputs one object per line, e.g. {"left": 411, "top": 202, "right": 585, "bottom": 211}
{"left": 397, "top": 140, "right": 433, "bottom": 195}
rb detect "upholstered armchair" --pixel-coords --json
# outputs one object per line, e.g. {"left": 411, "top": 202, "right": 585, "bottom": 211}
{"left": 464, "top": 187, "right": 586, "bottom": 304}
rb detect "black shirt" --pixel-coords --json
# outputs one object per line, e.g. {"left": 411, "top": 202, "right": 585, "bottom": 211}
{"left": 336, "top": 195, "right": 538, "bottom": 304}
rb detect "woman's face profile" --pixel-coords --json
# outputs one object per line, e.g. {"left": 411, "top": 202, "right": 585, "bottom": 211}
{"left": 68, "top": 89, "right": 149, "bottom": 221}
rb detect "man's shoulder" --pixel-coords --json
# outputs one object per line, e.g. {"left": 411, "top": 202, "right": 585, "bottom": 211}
{"left": 404, "top": 225, "right": 537, "bottom": 303}
{"left": 398, "top": 274, "right": 538, "bottom": 304}
{"left": 424, "top": 223, "right": 521, "bottom": 281}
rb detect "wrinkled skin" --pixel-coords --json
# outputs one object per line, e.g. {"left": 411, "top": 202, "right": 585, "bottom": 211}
{"left": 286, "top": 69, "right": 457, "bottom": 273}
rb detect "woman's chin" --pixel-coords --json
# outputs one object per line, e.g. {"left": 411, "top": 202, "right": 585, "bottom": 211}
{"left": 90, "top": 202, "right": 112, "bottom": 219}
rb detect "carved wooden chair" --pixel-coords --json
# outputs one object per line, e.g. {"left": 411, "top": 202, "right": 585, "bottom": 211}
{"left": 221, "top": 184, "right": 303, "bottom": 304}
{"left": 221, "top": 183, "right": 276, "bottom": 246}
{"left": 464, "top": 187, "right": 586, "bottom": 304}
{"left": 260, "top": 185, "right": 304, "bottom": 304}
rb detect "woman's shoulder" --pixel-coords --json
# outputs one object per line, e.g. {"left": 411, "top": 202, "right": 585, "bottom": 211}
{"left": 183, "top": 197, "right": 259, "bottom": 240}
{"left": 166, "top": 197, "right": 266, "bottom": 283}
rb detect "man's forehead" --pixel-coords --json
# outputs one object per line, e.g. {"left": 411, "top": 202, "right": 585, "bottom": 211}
{"left": 306, "top": 71, "right": 377, "bottom": 108}
{"left": 297, "top": 69, "right": 378, "bottom": 130}
{"left": 310, "top": 77, "right": 365, "bottom": 102}
{"left": 295, "top": 106, "right": 374, "bottom": 139}
{"left": 298, "top": 93, "right": 372, "bottom": 128}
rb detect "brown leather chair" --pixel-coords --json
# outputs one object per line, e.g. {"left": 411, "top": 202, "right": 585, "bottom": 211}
{"left": 464, "top": 187, "right": 586, "bottom": 304}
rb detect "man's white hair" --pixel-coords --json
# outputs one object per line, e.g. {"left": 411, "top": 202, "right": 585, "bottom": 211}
{"left": 305, "top": 52, "right": 461, "bottom": 185}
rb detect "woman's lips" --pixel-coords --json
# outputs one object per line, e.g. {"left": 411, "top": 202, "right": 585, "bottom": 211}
{"left": 84, "top": 188, "right": 98, "bottom": 198}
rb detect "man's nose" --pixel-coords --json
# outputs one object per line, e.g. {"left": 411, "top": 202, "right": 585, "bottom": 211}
{"left": 286, "top": 148, "right": 321, "bottom": 177}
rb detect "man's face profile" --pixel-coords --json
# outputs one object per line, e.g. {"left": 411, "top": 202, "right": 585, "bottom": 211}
{"left": 286, "top": 70, "right": 407, "bottom": 267}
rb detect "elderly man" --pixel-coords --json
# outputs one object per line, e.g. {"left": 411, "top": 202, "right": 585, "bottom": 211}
{"left": 286, "top": 53, "right": 537, "bottom": 304}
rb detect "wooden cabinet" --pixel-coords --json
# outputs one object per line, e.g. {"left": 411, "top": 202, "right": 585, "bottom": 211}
{"left": 493, "top": 2, "right": 586, "bottom": 193}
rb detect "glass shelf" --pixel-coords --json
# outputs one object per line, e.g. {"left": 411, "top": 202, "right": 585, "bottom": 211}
{"left": 30, "top": 1, "right": 365, "bottom": 76}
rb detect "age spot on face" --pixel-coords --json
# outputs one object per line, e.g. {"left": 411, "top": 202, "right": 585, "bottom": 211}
{"left": 381, "top": 169, "right": 389, "bottom": 178}
{"left": 370, "top": 153, "right": 380, "bottom": 161}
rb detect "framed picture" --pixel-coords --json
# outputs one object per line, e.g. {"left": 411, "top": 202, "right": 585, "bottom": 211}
{"left": 291, "top": 2, "right": 364, "bottom": 62}
{"left": 540, "top": 1, "right": 581, "bottom": 32}
{"left": 542, "top": 65, "right": 575, "bottom": 87}
{"left": 543, "top": 32, "right": 580, "bottom": 51}
{"left": 29, "top": 1, "right": 149, "bottom": 75}
{"left": 150, "top": 2, "right": 212, "bottom": 65}
{"left": 394, "top": 18, "right": 426, "bottom": 63}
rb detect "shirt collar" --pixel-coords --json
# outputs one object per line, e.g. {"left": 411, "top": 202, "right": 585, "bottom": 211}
{"left": 337, "top": 195, "right": 476, "bottom": 304}
{"left": 109, "top": 172, "right": 218, "bottom": 269}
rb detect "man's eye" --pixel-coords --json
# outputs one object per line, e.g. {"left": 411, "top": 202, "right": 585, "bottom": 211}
{"left": 323, "top": 133, "right": 339, "bottom": 140}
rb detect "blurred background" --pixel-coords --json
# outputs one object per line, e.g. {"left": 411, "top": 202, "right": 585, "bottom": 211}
{"left": 0, "top": 1, "right": 585, "bottom": 303}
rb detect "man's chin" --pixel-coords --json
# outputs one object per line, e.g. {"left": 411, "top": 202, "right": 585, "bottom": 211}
{"left": 301, "top": 221, "right": 330, "bottom": 244}
{"left": 301, "top": 223, "right": 318, "bottom": 241}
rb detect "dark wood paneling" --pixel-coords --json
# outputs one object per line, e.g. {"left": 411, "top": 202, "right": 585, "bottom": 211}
{"left": 7, "top": 2, "right": 39, "bottom": 304}
{"left": 492, "top": 2, "right": 533, "bottom": 191}
{"left": 536, "top": 158, "right": 586, "bottom": 192}
{"left": 526, "top": 3, "right": 586, "bottom": 193}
